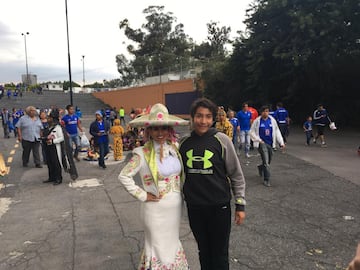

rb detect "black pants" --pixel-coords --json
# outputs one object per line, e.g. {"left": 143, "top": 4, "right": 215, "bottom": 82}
{"left": 45, "top": 144, "right": 62, "bottom": 182}
{"left": 187, "top": 203, "right": 231, "bottom": 270}
{"left": 21, "top": 140, "right": 41, "bottom": 166}
{"left": 2, "top": 123, "right": 9, "bottom": 138}
{"left": 278, "top": 124, "right": 288, "bottom": 143}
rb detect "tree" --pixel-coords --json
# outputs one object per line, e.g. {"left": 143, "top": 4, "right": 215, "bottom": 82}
{"left": 205, "top": 0, "right": 360, "bottom": 125}
{"left": 117, "top": 6, "right": 193, "bottom": 85}
{"left": 196, "top": 22, "right": 233, "bottom": 105}
{"left": 63, "top": 81, "right": 80, "bottom": 90}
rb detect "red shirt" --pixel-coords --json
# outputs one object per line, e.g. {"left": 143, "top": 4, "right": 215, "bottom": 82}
{"left": 248, "top": 107, "right": 258, "bottom": 122}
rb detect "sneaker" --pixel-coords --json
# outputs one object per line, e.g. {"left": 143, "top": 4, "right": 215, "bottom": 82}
{"left": 35, "top": 164, "right": 43, "bottom": 168}
{"left": 321, "top": 142, "right": 327, "bottom": 148}
{"left": 313, "top": 139, "right": 317, "bottom": 144}
{"left": 257, "top": 165, "right": 263, "bottom": 177}
{"left": 246, "top": 153, "right": 250, "bottom": 158}
{"left": 263, "top": 180, "right": 271, "bottom": 187}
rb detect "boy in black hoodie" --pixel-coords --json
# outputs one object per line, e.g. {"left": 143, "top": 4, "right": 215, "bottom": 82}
{"left": 179, "top": 98, "right": 246, "bottom": 270}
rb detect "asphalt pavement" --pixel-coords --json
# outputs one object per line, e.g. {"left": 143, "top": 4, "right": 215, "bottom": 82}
{"left": 0, "top": 118, "right": 359, "bottom": 270}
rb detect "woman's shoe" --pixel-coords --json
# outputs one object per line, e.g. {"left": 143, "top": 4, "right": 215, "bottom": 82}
{"left": 43, "top": 179, "right": 54, "bottom": 183}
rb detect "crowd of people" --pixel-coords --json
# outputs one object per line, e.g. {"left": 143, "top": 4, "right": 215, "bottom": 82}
{"left": 2, "top": 97, "right": 352, "bottom": 270}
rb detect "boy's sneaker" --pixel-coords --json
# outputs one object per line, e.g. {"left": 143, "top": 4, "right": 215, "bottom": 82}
{"left": 313, "top": 139, "right": 317, "bottom": 144}
{"left": 245, "top": 153, "right": 250, "bottom": 158}
{"left": 263, "top": 180, "right": 271, "bottom": 187}
{"left": 321, "top": 142, "right": 327, "bottom": 147}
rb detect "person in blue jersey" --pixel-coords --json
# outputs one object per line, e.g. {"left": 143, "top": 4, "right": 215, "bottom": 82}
{"left": 236, "top": 102, "right": 252, "bottom": 158}
{"left": 75, "top": 106, "right": 82, "bottom": 118}
{"left": 180, "top": 98, "right": 246, "bottom": 270}
{"left": 313, "top": 104, "right": 329, "bottom": 147}
{"left": 228, "top": 110, "right": 239, "bottom": 146}
{"left": 250, "top": 105, "right": 285, "bottom": 187}
{"left": 274, "top": 102, "right": 290, "bottom": 144}
{"left": 11, "top": 108, "right": 22, "bottom": 138}
{"left": 89, "top": 111, "right": 110, "bottom": 169}
{"left": 105, "top": 107, "right": 111, "bottom": 123}
{"left": 61, "top": 105, "right": 83, "bottom": 161}
{"left": 303, "top": 116, "right": 313, "bottom": 146}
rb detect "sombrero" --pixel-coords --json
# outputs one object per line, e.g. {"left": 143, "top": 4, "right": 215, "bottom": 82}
{"left": 129, "top": 103, "right": 189, "bottom": 127}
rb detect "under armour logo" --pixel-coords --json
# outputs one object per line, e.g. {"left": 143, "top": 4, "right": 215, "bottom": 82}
{"left": 186, "top": 149, "right": 214, "bottom": 169}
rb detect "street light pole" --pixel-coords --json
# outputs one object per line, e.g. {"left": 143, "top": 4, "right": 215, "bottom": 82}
{"left": 65, "top": 0, "right": 73, "bottom": 106}
{"left": 21, "top": 32, "right": 30, "bottom": 91}
{"left": 82, "top": 55, "right": 85, "bottom": 88}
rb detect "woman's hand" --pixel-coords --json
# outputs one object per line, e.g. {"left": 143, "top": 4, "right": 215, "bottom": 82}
{"left": 146, "top": 193, "right": 161, "bottom": 202}
{"left": 347, "top": 243, "right": 360, "bottom": 270}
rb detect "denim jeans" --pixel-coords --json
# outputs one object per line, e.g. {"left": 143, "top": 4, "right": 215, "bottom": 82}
{"left": 240, "top": 130, "right": 250, "bottom": 154}
{"left": 69, "top": 133, "right": 80, "bottom": 157}
{"left": 305, "top": 130, "right": 313, "bottom": 145}
{"left": 98, "top": 141, "right": 109, "bottom": 167}
{"left": 258, "top": 143, "right": 273, "bottom": 181}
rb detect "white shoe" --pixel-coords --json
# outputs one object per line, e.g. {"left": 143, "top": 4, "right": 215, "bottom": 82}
{"left": 245, "top": 153, "right": 250, "bottom": 158}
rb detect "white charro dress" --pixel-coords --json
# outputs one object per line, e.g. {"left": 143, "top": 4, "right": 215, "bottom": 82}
{"left": 119, "top": 140, "right": 189, "bottom": 270}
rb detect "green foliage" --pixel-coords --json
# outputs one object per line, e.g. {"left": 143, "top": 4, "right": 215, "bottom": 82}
{"left": 63, "top": 81, "right": 80, "bottom": 90}
{"left": 204, "top": 0, "right": 360, "bottom": 126}
{"left": 117, "top": 6, "right": 193, "bottom": 84}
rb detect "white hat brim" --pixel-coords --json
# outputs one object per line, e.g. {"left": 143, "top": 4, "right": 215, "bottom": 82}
{"left": 129, "top": 114, "right": 189, "bottom": 127}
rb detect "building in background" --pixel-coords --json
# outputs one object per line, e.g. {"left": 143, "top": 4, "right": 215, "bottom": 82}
{"left": 21, "top": 74, "right": 37, "bottom": 86}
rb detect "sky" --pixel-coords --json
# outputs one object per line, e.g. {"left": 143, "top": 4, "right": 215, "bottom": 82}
{"left": 0, "top": 0, "right": 253, "bottom": 85}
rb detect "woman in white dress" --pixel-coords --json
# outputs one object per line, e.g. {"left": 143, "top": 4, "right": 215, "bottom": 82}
{"left": 118, "top": 103, "right": 189, "bottom": 270}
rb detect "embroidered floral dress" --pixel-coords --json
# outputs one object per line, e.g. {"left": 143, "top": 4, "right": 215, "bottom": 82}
{"left": 119, "top": 141, "right": 189, "bottom": 270}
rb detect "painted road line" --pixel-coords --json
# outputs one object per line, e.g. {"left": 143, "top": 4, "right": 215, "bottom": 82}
{"left": 0, "top": 198, "right": 12, "bottom": 219}
{"left": 10, "top": 150, "right": 15, "bottom": 155}
{"left": 7, "top": 157, "right": 13, "bottom": 163}
{"left": 69, "top": 178, "right": 103, "bottom": 188}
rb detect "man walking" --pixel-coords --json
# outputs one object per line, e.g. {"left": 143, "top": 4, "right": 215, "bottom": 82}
{"left": 179, "top": 98, "right": 246, "bottom": 270}
{"left": 62, "top": 105, "right": 83, "bottom": 161}
{"left": 90, "top": 111, "right": 110, "bottom": 169}
{"left": 236, "top": 102, "right": 252, "bottom": 158}
{"left": 313, "top": 104, "right": 329, "bottom": 147}
{"left": 1, "top": 108, "right": 11, "bottom": 138}
{"left": 274, "top": 102, "right": 290, "bottom": 144}
{"left": 250, "top": 105, "right": 285, "bottom": 187}
{"left": 16, "top": 106, "right": 43, "bottom": 168}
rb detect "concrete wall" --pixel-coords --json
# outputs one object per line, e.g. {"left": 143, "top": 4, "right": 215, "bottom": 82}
{"left": 92, "top": 79, "right": 197, "bottom": 118}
